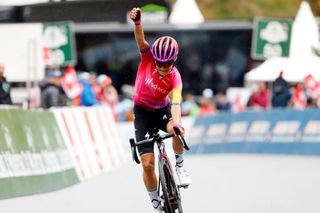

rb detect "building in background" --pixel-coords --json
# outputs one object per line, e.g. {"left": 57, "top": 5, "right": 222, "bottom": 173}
{"left": 0, "top": 0, "right": 319, "bottom": 99}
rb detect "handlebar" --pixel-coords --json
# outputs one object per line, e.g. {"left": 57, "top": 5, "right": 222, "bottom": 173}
{"left": 129, "top": 126, "right": 189, "bottom": 164}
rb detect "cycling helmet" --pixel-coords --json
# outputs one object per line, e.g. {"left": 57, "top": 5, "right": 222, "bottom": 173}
{"left": 151, "top": 36, "right": 179, "bottom": 62}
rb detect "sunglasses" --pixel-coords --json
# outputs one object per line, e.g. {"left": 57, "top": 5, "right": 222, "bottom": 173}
{"left": 155, "top": 60, "right": 174, "bottom": 68}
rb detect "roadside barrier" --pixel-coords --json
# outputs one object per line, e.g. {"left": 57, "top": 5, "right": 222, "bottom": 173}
{"left": 0, "top": 107, "right": 78, "bottom": 199}
{"left": 52, "top": 106, "right": 127, "bottom": 180}
{"left": 188, "top": 109, "right": 320, "bottom": 155}
{"left": 0, "top": 105, "right": 127, "bottom": 199}
{"left": 3, "top": 105, "right": 317, "bottom": 199}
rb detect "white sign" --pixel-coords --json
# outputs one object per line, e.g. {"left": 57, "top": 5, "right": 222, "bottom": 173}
{"left": 0, "top": 23, "right": 45, "bottom": 82}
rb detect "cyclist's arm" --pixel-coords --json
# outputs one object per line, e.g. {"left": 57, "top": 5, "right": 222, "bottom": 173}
{"left": 133, "top": 21, "right": 149, "bottom": 51}
{"left": 171, "top": 88, "right": 183, "bottom": 125}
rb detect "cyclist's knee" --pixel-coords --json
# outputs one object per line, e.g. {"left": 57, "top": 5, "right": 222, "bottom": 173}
{"left": 141, "top": 153, "right": 155, "bottom": 174}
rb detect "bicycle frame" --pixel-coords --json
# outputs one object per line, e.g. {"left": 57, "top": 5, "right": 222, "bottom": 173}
{"left": 156, "top": 139, "right": 183, "bottom": 212}
{"left": 129, "top": 126, "right": 189, "bottom": 212}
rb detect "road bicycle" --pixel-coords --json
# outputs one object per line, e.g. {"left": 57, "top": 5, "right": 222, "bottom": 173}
{"left": 129, "top": 126, "right": 189, "bottom": 213}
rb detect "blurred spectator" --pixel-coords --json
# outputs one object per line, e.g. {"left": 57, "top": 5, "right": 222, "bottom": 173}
{"left": 95, "top": 74, "right": 119, "bottom": 107}
{"left": 115, "top": 98, "right": 134, "bottom": 121}
{"left": 78, "top": 72, "right": 98, "bottom": 106}
{"left": 271, "top": 71, "right": 291, "bottom": 108}
{"left": 40, "top": 69, "right": 66, "bottom": 109}
{"left": 199, "top": 88, "right": 217, "bottom": 115}
{"left": 181, "top": 92, "right": 200, "bottom": 116}
{"left": 94, "top": 74, "right": 121, "bottom": 119}
{"left": 248, "top": 81, "right": 271, "bottom": 109}
{"left": 117, "top": 84, "right": 135, "bottom": 121}
{"left": 306, "top": 96, "right": 318, "bottom": 108}
{"left": 303, "top": 74, "right": 320, "bottom": 107}
{"left": 215, "top": 91, "right": 231, "bottom": 111}
{"left": 0, "top": 63, "right": 12, "bottom": 105}
{"left": 199, "top": 97, "right": 217, "bottom": 116}
{"left": 289, "top": 83, "right": 307, "bottom": 110}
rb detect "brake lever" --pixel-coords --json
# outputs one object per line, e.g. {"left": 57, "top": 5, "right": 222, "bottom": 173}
{"left": 129, "top": 138, "right": 141, "bottom": 164}
{"left": 173, "top": 126, "right": 190, "bottom": 151}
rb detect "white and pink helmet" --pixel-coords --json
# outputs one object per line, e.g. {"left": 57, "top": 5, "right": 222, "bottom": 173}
{"left": 151, "top": 36, "right": 179, "bottom": 62}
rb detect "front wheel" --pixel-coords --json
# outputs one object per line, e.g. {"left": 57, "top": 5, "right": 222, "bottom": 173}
{"left": 159, "top": 158, "right": 183, "bottom": 213}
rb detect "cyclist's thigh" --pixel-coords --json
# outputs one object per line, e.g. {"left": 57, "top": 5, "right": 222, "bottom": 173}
{"left": 134, "top": 105, "right": 157, "bottom": 155}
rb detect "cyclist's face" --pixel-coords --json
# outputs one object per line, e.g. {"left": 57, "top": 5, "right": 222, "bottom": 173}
{"left": 155, "top": 60, "right": 174, "bottom": 76}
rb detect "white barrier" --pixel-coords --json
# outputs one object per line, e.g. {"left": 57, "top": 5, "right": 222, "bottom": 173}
{"left": 53, "top": 106, "right": 127, "bottom": 180}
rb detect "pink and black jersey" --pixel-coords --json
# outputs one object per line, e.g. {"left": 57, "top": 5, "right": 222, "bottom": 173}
{"left": 134, "top": 48, "right": 182, "bottom": 111}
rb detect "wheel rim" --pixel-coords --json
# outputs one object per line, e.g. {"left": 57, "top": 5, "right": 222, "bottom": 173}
{"left": 159, "top": 160, "right": 183, "bottom": 213}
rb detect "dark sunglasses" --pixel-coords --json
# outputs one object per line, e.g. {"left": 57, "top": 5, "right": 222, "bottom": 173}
{"left": 155, "top": 60, "right": 174, "bottom": 68}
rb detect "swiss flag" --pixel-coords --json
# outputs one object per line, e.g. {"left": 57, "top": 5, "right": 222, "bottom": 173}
{"left": 303, "top": 74, "right": 320, "bottom": 99}
{"left": 61, "top": 66, "right": 83, "bottom": 99}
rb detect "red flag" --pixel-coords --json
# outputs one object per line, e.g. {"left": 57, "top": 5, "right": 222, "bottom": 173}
{"left": 61, "top": 66, "right": 83, "bottom": 99}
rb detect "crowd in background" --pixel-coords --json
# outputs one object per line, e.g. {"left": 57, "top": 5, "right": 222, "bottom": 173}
{"left": 38, "top": 66, "right": 134, "bottom": 122}
{"left": 1, "top": 61, "right": 320, "bottom": 122}
{"left": 37, "top": 65, "right": 320, "bottom": 122}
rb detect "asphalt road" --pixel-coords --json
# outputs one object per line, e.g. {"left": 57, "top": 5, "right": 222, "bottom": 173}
{"left": 1, "top": 154, "right": 320, "bottom": 213}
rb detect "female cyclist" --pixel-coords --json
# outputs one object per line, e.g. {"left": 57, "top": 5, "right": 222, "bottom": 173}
{"left": 129, "top": 7, "right": 192, "bottom": 213}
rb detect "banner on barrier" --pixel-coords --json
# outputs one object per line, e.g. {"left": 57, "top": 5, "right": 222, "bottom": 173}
{"left": 189, "top": 109, "right": 320, "bottom": 155}
{"left": 53, "top": 106, "right": 127, "bottom": 180}
{"left": 0, "top": 108, "right": 79, "bottom": 199}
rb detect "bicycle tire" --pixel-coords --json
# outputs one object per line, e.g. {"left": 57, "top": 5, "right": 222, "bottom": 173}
{"left": 159, "top": 158, "right": 183, "bottom": 213}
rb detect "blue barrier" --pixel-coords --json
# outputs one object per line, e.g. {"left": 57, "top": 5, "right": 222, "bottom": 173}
{"left": 188, "top": 109, "right": 320, "bottom": 155}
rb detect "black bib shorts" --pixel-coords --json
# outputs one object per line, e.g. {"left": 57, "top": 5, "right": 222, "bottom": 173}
{"left": 133, "top": 104, "right": 172, "bottom": 156}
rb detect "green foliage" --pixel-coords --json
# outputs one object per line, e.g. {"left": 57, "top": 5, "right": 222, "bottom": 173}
{"left": 170, "top": 0, "right": 320, "bottom": 20}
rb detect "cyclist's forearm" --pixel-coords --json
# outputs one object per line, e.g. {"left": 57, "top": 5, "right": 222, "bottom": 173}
{"left": 134, "top": 25, "right": 149, "bottom": 51}
{"left": 171, "top": 104, "right": 182, "bottom": 125}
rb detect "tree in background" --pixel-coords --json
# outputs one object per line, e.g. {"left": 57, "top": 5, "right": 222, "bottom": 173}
{"left": 170, "top": 0, "right": 320, "bottom": 19}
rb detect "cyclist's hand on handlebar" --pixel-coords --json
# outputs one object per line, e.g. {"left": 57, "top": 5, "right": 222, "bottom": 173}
{"left": 173, "top": 124, "right": 185, "bottom": 137}
{"left": 172, "top": 124, "right": 190, "bottom": 151}
{"left": 129, "top": 8, "right": 141, "bottom": 25}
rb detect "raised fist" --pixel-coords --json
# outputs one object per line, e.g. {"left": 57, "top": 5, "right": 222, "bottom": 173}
{"left": 129, "top": 8, "right": 141, "bottom": 25}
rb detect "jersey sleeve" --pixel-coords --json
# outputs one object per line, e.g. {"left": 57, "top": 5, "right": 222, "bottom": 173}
{"left": 140, "top": 46, "right": 152, "bottom": 63}
{"left": 171, "top": 70, "right": 183, "bottom": 104}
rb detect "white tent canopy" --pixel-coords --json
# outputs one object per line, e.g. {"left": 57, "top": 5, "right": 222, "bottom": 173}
{"left": 245, "top": 1, "right": 320, "bottom": 83}
{"left": 245, "top": 56, "right": 320, "bottom": 82}
{"left": 290, "top": 1, "right": 319, "bottom": 58}
{"left": 169, "top": 0, "right": 204, "bottom": 24}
